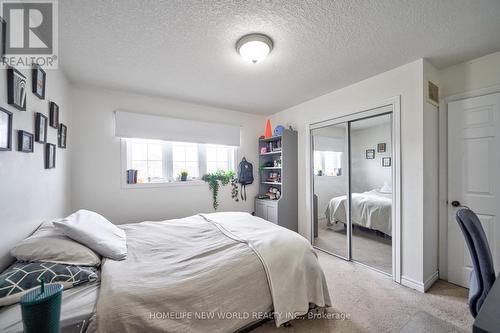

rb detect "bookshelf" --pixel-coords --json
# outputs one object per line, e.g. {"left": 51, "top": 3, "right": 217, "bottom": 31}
{"left": 255, "top": 129, "right": 298, "bottom": 232}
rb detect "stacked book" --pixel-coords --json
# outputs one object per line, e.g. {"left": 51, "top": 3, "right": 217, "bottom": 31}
{"left": 126, "top": 169, "right": 138, "bottom": 184}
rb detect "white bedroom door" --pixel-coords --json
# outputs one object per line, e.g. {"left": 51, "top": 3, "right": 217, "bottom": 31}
{"left": 448, "top": 92, "right": 500, "bottom": 288}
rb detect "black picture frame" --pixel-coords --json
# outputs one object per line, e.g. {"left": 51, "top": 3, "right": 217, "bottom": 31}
{"left": 366, "top": 149, "right": 375, "bottom": 159}
{"left": 377, "top": 143, "right": 386, "bottom": 153}
{"left": 7, "top": 67, "right": 27, "bottom": 111}
{"left": 17, "top": 130, "right": 34, "bottom": 153}
{"left": 382, "top": 157, "right": 392, "bottom": 167}
{"left": 35, "top": 112, "right": 48, "bottom": 143}
{"left": 0, "top": 107, "right": 13, "bottom": 151}
{"left": 49, "top": 101, "right": 59, "bottom": 128}
{"left": 32, "top": 65, "right": 46, "bottom": 100}
{"left": 58, "top": 123, "right": 67, "bottom": 148}
{"left": 45, "top": 143, "right": 56, "bottom": 169}
{"left": 0, "top": 17, "right": 6, "bottom": 57}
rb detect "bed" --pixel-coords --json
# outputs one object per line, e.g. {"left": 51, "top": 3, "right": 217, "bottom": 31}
{"left": 1, "top": 212, "right": 331, "bottom": 333}
{"left": 325, "top": 190, "right": 392, "bottom": 236}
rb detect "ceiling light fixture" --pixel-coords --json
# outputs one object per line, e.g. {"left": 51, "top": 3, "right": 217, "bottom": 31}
{"left": 236, "top": 33, "right": 273, "bottom": 64}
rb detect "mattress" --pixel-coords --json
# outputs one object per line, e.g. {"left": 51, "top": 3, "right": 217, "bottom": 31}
{"left": 0, "top": 282, "right": 99, "bottom": 333}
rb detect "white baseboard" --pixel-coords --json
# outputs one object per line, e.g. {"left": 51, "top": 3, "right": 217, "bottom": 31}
{"left": 424, "top": 271, "right": 439, "bottom": 291}
{"left": 401, "top": 271, "right": 439, "bottom": 293}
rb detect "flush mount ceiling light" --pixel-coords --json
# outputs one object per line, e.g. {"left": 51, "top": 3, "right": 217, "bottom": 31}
{"left": 236, "top": 33, "right": 273, "bottom": 64}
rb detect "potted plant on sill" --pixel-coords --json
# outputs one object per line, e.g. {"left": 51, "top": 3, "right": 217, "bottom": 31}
{"left": 180, "top": 170, "right": 188, "bottom": 181}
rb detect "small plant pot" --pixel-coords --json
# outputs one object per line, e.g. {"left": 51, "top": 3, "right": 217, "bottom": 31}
{"left": 181, "top": 176, "right": 187, "bottom": 181}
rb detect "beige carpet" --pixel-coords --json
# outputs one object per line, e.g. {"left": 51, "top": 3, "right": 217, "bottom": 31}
{"left": 251, "top": 252, "right": 473, "bottom": 333}
{"left": 314, "top": 218, "right": 392, "bottom": 274}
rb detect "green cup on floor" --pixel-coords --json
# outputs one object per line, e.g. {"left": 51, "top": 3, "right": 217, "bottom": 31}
{"left": 20, "top": 280, "right": 63, "bottom": 333}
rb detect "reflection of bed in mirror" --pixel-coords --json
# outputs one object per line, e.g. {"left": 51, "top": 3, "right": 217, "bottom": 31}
{"left": 325, "top": 189, "right": 392, "bottom": 237}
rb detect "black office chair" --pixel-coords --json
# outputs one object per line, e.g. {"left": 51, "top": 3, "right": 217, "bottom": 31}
{"left": 455, "top": 207, "right": 496, "bottom": 317}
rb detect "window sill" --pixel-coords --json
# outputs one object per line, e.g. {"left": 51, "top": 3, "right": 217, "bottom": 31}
{"left": 122, "top": 180, "right": 206, "bottom": 189}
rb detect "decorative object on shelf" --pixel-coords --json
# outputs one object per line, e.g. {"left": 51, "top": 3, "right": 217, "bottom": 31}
{"left": 266, "top": 186, "right": 281, "bottom": 200}
{"left": 49, "top": 102, "right": 59, "bottom": 128}
{"left": 32, "top": 64, "right": 46, "bottom": 100}
{"left": 58, "top": 124, "right": 67, "bottom": 148}
{"left": 18, "top": 130, "right": 34, "bottom": 153}
{"left": 180, "top": 170, "right": 188, "bottom": 181}
{"left": 35, "top": 112, "right": 48, "bottom": 143}
{"left": 377, "top": 143, "right": 386, "bottom": 153}
{"left": 273, "top": 125, "right": 285, "bottom": 137}
{"left": 202, "top": 170, "right": 239, "bottom": 210}
{"left": 45, "top": 143, "right": 56, "bottom": 169}
{"left": 260, "top": 147, "right": 267, "bottom": 154}
{"left": 382, "top": 157, "right": 391, "bottom": 167}
{"left": 366, "top": 149, "right": 375, "bottom": 159}
{"left": 264, "top": 119, "right": 272, "bottom": 138}
{"left": 126, "top": 169, "right": 138, "bottom": 184}
{"left": 237, "top": 157, "right": 254, "bottom": 201}
{"left": 0, "top": 107, "right": 13, "bottom": 151}
{"left": 7, "top": 67, "right": 27, "bottom": 111}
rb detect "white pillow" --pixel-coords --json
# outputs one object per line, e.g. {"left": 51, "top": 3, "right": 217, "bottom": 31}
{"left": 379, "top": 182, "right": 392, "bottom": 194}
{"left": 53, "top": 210, "right": 127, "bottom": 261}
{"left": 10, "top": 222, "right": 101, "bottom": 266}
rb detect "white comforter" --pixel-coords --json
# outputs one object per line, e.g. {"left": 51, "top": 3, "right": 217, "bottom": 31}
{"left": 93, "top": 212, "right": 331, "bottom": 332}
{"left": 325, "top": 190, "right": 392, "bottom": 236}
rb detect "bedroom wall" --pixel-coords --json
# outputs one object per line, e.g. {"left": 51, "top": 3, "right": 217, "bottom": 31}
{"left": 0, "top": 68, "right": 72, "bottom": 271}
{"left": 269, "top": 59, "right": 428, "bottom": 289}
{"left": 350, "top": 122, "right": 392, "bottom": 193}
{"left": 70, "top": 85, "right": 265, "bottom": 224}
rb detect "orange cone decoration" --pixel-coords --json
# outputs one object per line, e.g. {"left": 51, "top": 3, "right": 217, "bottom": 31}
{"left": 264, "top": 119, "right": 272, "bottom": 138}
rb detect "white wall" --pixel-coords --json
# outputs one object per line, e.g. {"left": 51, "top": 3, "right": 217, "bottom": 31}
{"left": 0, "top": 68, "right": 72, "bottom": 271}
{"left": 70, "top": 85, "right": 264, "bottom": 224}
{"left": 270, "top": 59, "right": 427, "bottom": 287}
{"left": 350, "top": 122, "right": 392, "bottom": 193}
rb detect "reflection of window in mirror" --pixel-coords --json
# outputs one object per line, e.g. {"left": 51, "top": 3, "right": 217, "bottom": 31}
{"left": 314, "top": 150, "right": 342, "bottom": 176}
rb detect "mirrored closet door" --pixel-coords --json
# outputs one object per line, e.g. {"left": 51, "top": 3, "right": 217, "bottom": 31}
{"left": 311, "top": 107, "right": 394, "bottom": 276}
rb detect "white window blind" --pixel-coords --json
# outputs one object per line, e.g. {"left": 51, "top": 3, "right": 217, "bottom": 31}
{"left": 115, "top": 111, "right": 241, "bottom": 146}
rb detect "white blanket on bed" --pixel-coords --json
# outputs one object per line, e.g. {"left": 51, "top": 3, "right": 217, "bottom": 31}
{"left": 201, "top": 212, "right": 331, "bottom": 327}
{"left": 326, "top": 190, "right": 392, "bottom": 236}
{"left": 95, "top": 212, "right": 330, "bottom": 332}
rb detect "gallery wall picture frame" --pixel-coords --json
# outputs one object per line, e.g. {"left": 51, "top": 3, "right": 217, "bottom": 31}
{"left": 382, "top": 157, "right": 392, "bottom": 167}
{"left": 32, "top": 65, "right": 46, "bottom": 99}
{"left": 45, "top": 143, "right": 56, "bottom": 169}
{"left": 377, "top": 143, "right": 386, "bottom": 153}
{"left": 0, "top": 107, "right": 13, "bottom": 151}
{"left": 58, "top": 123, "right": 67, "bottom": 148}
{"left": 366, "top": 149, "right": 375, "bottom": 159}
{"left": 0, "top": 17, "right": 5, "bottom": 57}
{"left": 49, "top": 101, "right": 59, "bottom": 128}
{"left": 17, "top": 130, "right": 34, "bottom": 153}
{"left": 35, "top": 112, "right": 48, "bottom": 143}
{"left": 7, "top": 67, "right": 27, "bottom": 111}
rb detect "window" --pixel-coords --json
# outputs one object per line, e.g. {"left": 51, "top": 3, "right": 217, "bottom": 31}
{"left": 172, "top": 142, "right": 199, "bottom": 178}
{"left": 314, "top": 150, "right": 343, "bottom": 177}
{"left": 206, "top": 144, "right": 235, "bottom": 174}
{"left": 124, "top": 139, "right": 237, "bottom": 185}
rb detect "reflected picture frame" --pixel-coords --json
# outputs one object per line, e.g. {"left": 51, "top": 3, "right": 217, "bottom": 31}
{"left": 382, "top": 157, "right": 391, "bottom": 167}
{"left": 7, "top": 67, "right": 27, "bottom": 111}
{"left": 58, "top": 123, "right": 67, "bottom": 148}
{"left": 366, "top": 149, "right": 375, "bottom": 159}
{"left": 49, "top": 101, "right": 59, "bottom": 128}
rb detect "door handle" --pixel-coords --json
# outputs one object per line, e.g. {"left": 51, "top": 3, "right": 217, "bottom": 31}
{"left": 451, "top": 201, "right": 461, "bottom": 207}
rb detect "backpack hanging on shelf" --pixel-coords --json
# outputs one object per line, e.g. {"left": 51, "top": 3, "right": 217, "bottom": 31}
{"left": 237, "top": 157, "right": 254, "bottom": 201}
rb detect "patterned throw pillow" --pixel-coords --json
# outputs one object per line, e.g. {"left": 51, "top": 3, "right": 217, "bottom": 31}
{"left": 0, "top": 261, "right": 99, "bottom": 307}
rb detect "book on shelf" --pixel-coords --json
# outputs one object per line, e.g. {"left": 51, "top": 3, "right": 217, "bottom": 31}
{"left": 126, "top": 169, "right": 138, "bottom": 184}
